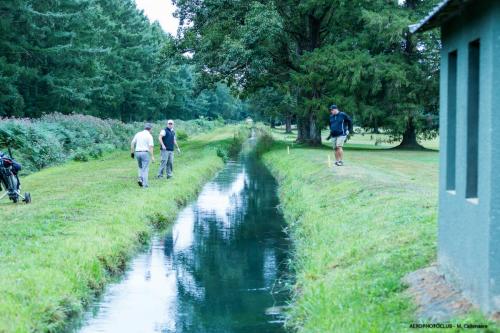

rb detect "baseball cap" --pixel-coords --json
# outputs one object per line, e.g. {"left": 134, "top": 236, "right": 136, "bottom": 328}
{"left": 144, "top": 123, "right": 153, "bottom": 130}
{"left": 329, "top": 104, "right": 338, "bottom": 110}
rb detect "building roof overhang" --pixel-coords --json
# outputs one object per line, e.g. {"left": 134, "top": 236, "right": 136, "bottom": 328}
{"left": 410, "top": 0, "right": 471, "bottom": 33}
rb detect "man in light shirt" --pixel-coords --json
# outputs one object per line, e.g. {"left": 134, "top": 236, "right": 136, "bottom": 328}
{"left": 158, "top": 120, "right": 181, "bottom": 179}
{"left": 131, "top": 123, "right": 155, "bottom": 188}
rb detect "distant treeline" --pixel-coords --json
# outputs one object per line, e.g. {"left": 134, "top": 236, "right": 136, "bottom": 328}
{"left": 0, "top": 0, "right": 248, "bottom": 121}
{"left": 0, "top": 114, "right": 223, "bottom": 173}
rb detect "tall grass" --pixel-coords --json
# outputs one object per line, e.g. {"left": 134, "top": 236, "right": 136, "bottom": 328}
{"left": 216, "top": 126, "right": 251, "bottom": 162}
{"left": 0, "top": 114, "right": 223, "bottom": 173}
{"left": 0, "top": 126, "right": 237, "bottom": 332}
{"left": 262, "top": 133, "right": 498, "bottom": 332}
{"left": 254, "top": 124, "right": 274, "bottom": 157}
{"left": 263, "top": 140, "right": 439, "bottom": 332}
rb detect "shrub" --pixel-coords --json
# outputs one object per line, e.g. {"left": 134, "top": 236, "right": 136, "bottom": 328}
{"left": 254, "top": 126, "right": 274, "bottom": 157}
{"left": 217, "top": 147, "right": 229, "bottom": 163}
{"left": 0, "top": 114, "right": 224, "bottom": 174}
{"left": 215, "top": 126, "right": 250, "bottom": 163}
{"left": 228, "top": 127, "right": 251, "bottom": 157}
{"left": 176, "top": 130, "right": 188, "bottom": 141}
{"left": 73, "top": 151, "right": 89, "bottom": 162}
{"left": 148, "top": 212, "right": 171, "bottom": 229}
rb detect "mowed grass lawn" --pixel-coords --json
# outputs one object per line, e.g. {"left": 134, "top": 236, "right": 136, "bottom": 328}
{"left": 0, "top": 126, "right": 237, "bottom": 332}
{"left": 274, "top": 125, "right": 440, "bottom": 151}
{"left": 264, "top": 129, "right": 498, "bottom": 333}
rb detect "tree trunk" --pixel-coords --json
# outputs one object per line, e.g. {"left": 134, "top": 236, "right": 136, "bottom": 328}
{"left": 395, "top": 117, "right": 424, "bottom": 149}
{"left": 307, "top": 112, "right": 321, "bottom": 145}
{"left": 296, "top": 116, "right": 308, "bottom": 142}
{"left": 292, "top": 14, "right": 325, "bottom": 145}
{"left": 295, "top": 113, "right": 321, "bottom": 145}
{"left": 285, "top": 112, "right": 292, "bottom": 133}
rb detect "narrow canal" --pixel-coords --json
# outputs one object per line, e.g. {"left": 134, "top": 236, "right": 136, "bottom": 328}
{"left": 78, "top": 138, "right": 291, "bottom": 333}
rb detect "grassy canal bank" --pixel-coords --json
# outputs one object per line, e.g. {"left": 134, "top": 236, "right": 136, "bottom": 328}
{"left": 0, "top": 126, "right": 241, "bottom": 332}
{"left": 262, "top": 130, "right": 498, "bottom": 332}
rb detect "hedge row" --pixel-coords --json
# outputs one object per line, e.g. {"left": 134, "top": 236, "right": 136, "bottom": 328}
{"left": 0, "top": 113, "right": 223, "bottom": 173}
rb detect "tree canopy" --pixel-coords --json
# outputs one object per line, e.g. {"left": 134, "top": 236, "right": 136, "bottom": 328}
{"left": 0, "top": 0, "right": 246, "bottom": 121}
{"left": 174, "top": 0, "right": 441, "bottom": 146}
{"left": 1, "top": 0, "right": 441, "bottom": 146}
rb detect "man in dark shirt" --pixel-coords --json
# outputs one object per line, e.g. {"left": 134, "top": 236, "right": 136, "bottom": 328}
{"left": 328, "top": 104, "right": 353, "bottom": 166}
{"left": 157, "top": 120, "right": 181, "bottom": 179}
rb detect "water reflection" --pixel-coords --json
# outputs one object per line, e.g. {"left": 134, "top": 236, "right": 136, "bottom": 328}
{"left": 79, "top": 142, "right": 290, "bottom": 333}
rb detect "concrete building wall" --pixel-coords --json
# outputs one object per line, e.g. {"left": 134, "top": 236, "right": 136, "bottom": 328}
{"left": 439, "top": 0, "right": 499, "bottom": 313}
{"left": 488, "top": 1, "right": 500, "bottom": 312}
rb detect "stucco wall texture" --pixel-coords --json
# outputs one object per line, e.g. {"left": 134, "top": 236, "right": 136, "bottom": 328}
{"left": 439, "top": 0, "right": 500, "bottom": 314}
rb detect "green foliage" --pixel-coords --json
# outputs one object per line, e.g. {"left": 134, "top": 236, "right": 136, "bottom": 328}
{"left": 168, "top": 118, "right": 225, "bottom": 136}
{"left": 148, "top": 212, "right": 170, "bottom": 229}
{"left": 72, "top": 151, "right": 89, "bottom": 162}
{"left": 215, "top": 126, "right": 250, "bottom": 162}
{"left": 0, "top": 114, "right": 132, "bottom": 171}
{"left": 227, "top": 136, "right": 243, "bottom": 158}
{"left": 175, "top": 0, "right": 441, "bottom": 145}
{"left": 0, "top": 0, "right": 247, "bottom": 121}
{"left": 254, "top": 125, "right": 275, "bottom": 157}
{"left": 216, "top": 147, "right": 229, "bottom": 163}
{"left": 176, "top": 130, "right": 188, "bottom": 141}
{"left": 189, "top": 83, "right": 250, "bottom": 121}
{"left": 229, "top": 127, "right": 251, "bottom": 157}
{"left": 0, "top": 114, "right": 223, "bottom": 173}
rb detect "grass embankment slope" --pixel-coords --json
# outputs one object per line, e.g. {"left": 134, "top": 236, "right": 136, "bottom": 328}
{"left": 0, "top": 126, "right": 238, "bottom": 332}
{"left": 263, "top": 129, "right": 497, "bottom": 333}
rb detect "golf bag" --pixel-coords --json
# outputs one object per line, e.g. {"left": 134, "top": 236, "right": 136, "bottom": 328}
{"left": 0, "top": 152, "right": 31, "bottom": 204}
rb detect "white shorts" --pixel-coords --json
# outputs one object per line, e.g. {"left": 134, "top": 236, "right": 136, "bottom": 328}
{"left": 332, "top": 135, "right": 347, "bottom": 148}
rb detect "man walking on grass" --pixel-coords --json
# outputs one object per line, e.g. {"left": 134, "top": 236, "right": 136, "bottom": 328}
{"left": 328, "top": 104, "right": 353, "bottom": 166}
{"left": 131, "top": 123, "right": 155, "bottom": 188}
{"left": 158, "top": 120, "right": 181, "bottom": 179}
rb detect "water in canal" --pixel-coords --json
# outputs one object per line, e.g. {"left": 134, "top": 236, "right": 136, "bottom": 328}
{"left": 78, "top": 139, "right": 291, "bottom": 333}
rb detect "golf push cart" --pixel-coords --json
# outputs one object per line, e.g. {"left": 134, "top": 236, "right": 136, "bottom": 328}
{"left": 0, "top": 150, "right": 31, "bottom": 204}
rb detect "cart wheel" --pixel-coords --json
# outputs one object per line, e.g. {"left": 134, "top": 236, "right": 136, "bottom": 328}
{"left": 12, "top": 195, "right": 18, "bottom": 203}
{"left": 24, "top": 192, "right": 31, "bottom": 204}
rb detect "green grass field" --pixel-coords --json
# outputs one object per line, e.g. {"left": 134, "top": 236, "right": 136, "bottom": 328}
{"left": 0, "top": 127, "right": 238, "bottom": 332}
{"left": 273, "top": 125, "right": 440, "bottom": 150}
{"left": 263, "top": 129, "right": 498, "bottom": 333}
{"left": 2, "top": 124, "right": 496, "bottom": 332}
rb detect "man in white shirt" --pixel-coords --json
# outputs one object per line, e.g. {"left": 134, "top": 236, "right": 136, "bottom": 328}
{"left": 130, "top": 123, "right": 155, "bottom": 188}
